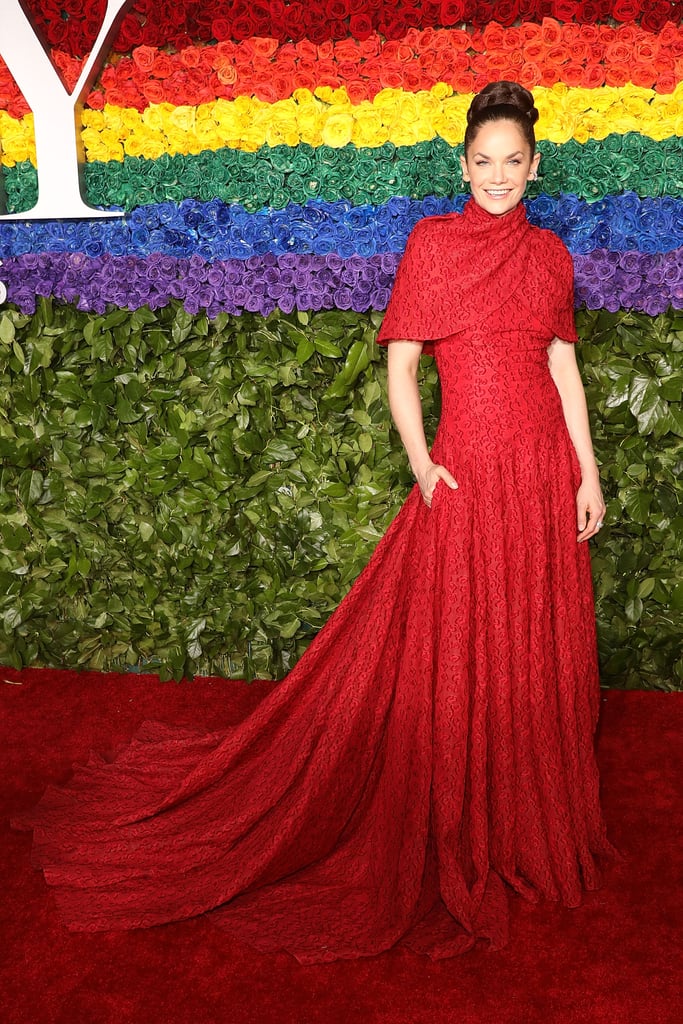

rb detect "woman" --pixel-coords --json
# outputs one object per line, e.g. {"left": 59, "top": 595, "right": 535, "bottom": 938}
{"left": 15, "top": 82, "right": 618, "bottom": 963}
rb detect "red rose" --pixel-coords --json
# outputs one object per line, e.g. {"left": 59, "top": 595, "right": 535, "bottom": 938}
{"left": 472, "top": 3, "right": 496, "bottom": 25}
{"left": 211, "top": 19, "right": 232, "bottom": 42}
{"left": 401, "top": 8, "right": 422, "bottom": 28}
{"left": 640, "top": 2, "right": 674, "bottom": 33}
{"left": 439, "top": 1, "right": 465, "bottom": 26}
{"left": 379, "top": 17, "right": 408, "bottom": 40}
{"left": 348, "top": 14, "right": 373, "bottom": 40}
{"left": 489, "top": 1, "right": 519, "bottom": 26}
{"left": 612, "top": 0, "right": 642, "bottom": 21}
{"left": 577, "top": 2, "right": 607, "bottom": 24}
{"left": 327, "top": 0, "right": 351, "bottom": 17}
{"left": 115, "top": 14, "right": 145, "bottom": 51}
{"left": 550, "top": 0, "right": 580, "bottom": 18}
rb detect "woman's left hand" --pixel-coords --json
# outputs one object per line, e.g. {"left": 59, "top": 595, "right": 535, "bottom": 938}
{"left": 576, "top": 479, "right": 606, "bottom": 542}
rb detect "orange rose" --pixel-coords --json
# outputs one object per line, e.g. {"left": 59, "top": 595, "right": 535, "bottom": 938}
{"left": 546, "top": 43, "right": 572, "bottom": 65}
{"left": 567, "top": 41, "right": 592, "bottom": 62}
{"left": 560, "top": 24, "right": 581, "bottom": 42}
{"left": 482, "top": 22, "right": 506, "bottom": 49}
{"left": 216, "top": 61, "right": 238, "bottom": 86}
{"left": 519, "top": 22, "right": 541, "bottom": 42}
{"left": 451, "top": 70, "right": 475, "bottom": 93}
{"left": 517, "top": 63, "right": 542, "bottom": 89}
{"left": 505, "top": 28, "right": 523, "bottom": 50}
{"left": 52, "top": 50, "right": 83, "bottom": 92}
{"left": 153, "top": 54, "right": 174, "bottom": 79}
{"left": 562, "top": 62, "right": 589, "bottom": 88}
{"left": 629, "top": 62, "right": 657, "bottom": 88}
{"left": 486, "top": 50, "right": 515, "bottom": 73}
{"left": 634, "top": 39, "right": 661, "bottom": 61}
{"left": 179, "top": 46, "right": 202, "bottom": 69}
{"left": 292, "top": 69, "right": 316, "bottom": 93}
{"left": 252, "top": 37, "right": 279, "bottom": 58}
{"left": 659, "top": 23, "right": 683, "bottom": 55}
{"left": 358, "top": 36, "right": 381, "bottom": 59}
{"left": 605, "top": 40, "right": 633, "bottom": 63}
{"left": 414, "top": 26, "right": 437, "bottom": 52}
{"left": 540, "top": 18, "right": 563, "bottom": 45}
{"left": 604, "top": 64, "right": 631, "bottom": 87}
{"left": 378, "top": 68, "right": 404, "bottom": 89}
{"left": 345, "top": 79, "right": 370, "bottom": 104}
{"left": 216, "top": 42, "right": 238, "bottom": 60}
{"left": 617, "top": 25, "right": 639, "bottom": 45}
{"left": 383, "top": 41, "right": 413, "bottom": 63}
{"left": 523, "top": 41, "right": 549, "bottom": 62}
{"left": 141, "top": 80, "right": 165, "bottom": 104}
{"left": 582, "top": 26, "right": 603, "bottom": 44}
{"left": 443, "top": 29, "right": 471, "bottom": 52}
{"left": 317, "top": 41, "right": 335, "bottom": 61}
{"left": 581, "top": 64, "right": 607, "bottom": 89}
{"left": 655, "top": 71, "right": 678, "bottom": 93}
{"left": 132, "top": 46, "right": 157, "bottom": 73}
{"left": 252, "top": 80, "right": 280, "bottom": 103}
{"left": 403, "top": 67, "right": 428, "bottom": 92}
{"left": 333, "top": 39, "right": 361, "bottom": 62}
{"left": 295, "top": 39, "right": 318, "bottom": 61}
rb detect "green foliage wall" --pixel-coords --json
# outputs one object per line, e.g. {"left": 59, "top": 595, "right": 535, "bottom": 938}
{"left": 0, "top": 299, "right": 681, "bottom": 688}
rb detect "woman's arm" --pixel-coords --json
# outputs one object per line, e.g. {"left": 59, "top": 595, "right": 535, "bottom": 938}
{"left": 387, "top": 341, "right": 457, "bottom": 507}
{"left": 547, "top": 337, "right": 606, "bottom": 542}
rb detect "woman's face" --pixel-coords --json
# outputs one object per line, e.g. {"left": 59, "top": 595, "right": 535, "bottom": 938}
{"left": 460, "top": 119, "right": 540, "bottom": 217}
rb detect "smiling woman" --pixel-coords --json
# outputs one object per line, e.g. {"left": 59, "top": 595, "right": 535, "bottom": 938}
{"left": 460, "top": 81, "right": 540, "bottom": 217}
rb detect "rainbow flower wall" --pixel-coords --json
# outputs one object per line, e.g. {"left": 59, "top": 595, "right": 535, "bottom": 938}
{"left": 2, "top": 2, "right": 683, "bottom": 314}
{"left": 0, "top": 1, "right": 681, "bottom": 686}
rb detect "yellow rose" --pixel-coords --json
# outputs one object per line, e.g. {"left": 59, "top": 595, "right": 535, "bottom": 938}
{"left": 430, "top": 82, "right": 453, "bottom": 101}
{"left": 321, "top": 109, "right": 354, "bottom": 148}
{"left": 125, "top": 132, "right": 165, "bottom": 160}
{"left": 167, "top": 104, "right": 197, "bottom": 134}
{"left": 206, "top": 99, "right": 248, "bottom": 148}
{"left": 294, "top": 93, "right": 324, "bottom": 147}
{"left": 0, "top": 112, "right": 33, "bottom": 165}
{"left": 313, "top": 86, "right": 335, "bottom": 105}
{"left": 350, "top": 107, "right": 387, "bottom": 148}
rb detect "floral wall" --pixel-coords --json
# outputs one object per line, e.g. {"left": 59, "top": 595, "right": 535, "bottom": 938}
{"left": 0, "top": 1, "right": 681, "bottom": 687}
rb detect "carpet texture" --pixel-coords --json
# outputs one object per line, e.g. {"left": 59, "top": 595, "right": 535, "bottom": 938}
{"left": 0, "top": 669, "right": 680, "bottom": 1024}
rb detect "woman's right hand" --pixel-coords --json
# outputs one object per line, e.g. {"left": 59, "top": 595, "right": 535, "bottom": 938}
{"left": 416, "top": 462, "right": 458, "bottom": 507}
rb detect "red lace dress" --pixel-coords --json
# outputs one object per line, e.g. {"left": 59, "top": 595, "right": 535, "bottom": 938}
{"left": 14, "top": 199, "right": 618, "bottom": 963}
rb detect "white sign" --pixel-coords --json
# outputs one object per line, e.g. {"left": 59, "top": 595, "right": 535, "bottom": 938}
{"left": 0, "top": 0, "right": 134, "bottom": 220}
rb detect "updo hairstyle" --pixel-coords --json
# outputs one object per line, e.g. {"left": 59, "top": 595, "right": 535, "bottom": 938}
{"left": 464, "top": 81, "right": 539, "bottom": 157}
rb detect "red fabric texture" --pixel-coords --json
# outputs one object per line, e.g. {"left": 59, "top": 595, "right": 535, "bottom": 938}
{"left": 14, "top": 201, "right": 618, "bottom": 964}
{"left": 377, "top": 198, "right": 578, "bottom": 354}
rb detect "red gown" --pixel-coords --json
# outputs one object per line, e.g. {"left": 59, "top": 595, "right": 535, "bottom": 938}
{"left": 14, "top": 199, "right": 618, "bottom": 963}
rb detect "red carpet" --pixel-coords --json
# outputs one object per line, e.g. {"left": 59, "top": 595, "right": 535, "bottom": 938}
{"left": 0, "top": 669, "right": 680, "bottom": 1024}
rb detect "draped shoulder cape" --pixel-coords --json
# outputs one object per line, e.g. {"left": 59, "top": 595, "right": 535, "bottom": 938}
{"left": 377, "top": 197, "right": 578, "bottom": 353}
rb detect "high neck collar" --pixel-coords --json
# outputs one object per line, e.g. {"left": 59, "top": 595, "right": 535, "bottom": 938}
{"left": 462, "top": 196, "right": 528, "bottom": 230}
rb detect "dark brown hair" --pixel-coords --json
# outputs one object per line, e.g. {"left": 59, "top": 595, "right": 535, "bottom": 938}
{"left": 464, "top": 81, "right": 539, "bottom": 156}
